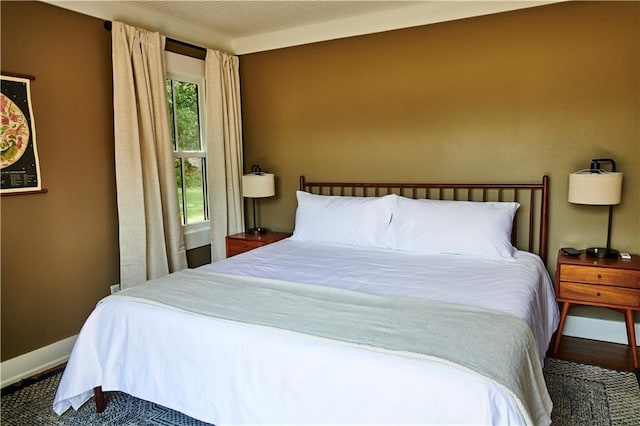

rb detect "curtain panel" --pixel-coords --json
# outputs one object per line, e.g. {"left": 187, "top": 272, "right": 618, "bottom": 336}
{"left": 112, "top": 21, "right": 187, "bottom": 288}
{"left": 205, "top": 50, "right": 244, "bottom": 262}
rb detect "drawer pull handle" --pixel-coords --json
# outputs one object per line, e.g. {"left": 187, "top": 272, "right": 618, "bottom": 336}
{"left": 596, "top": 292, "right": 601, "bottom": 297}
{"left": 597, "top": 274, "right": 602, "bottom": 279}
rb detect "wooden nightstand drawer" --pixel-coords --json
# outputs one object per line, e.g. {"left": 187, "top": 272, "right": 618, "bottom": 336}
{"left": 561, "top": 264, "right": 640, "bottom": 288}
{"left": 226, "top": 239, "right": 264, "bottom": 257}
{"left": 558, "top": 282, "right": 640, "bottom": 308}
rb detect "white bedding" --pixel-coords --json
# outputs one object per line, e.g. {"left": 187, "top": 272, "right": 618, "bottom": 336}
{"left": 54, "top": 239, "right": 559, "bottom": 425}
{"left": 202, "top": 239, "right": 559, "bottom": 361}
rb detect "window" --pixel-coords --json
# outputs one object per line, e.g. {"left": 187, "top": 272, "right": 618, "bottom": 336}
{"left": 167, "top": 79, "right": 207, "bottom": 225}
{"left": 166, "top": 52, "right": 210, "bottom": 249}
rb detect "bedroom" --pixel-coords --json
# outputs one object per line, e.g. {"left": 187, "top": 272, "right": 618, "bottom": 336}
{"left": 1, "top": 0, "right": 638, "bottom": 419}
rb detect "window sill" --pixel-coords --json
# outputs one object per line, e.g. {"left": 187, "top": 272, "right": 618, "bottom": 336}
{"left": 184, "top": 222, "right": 210, "bottom": 250}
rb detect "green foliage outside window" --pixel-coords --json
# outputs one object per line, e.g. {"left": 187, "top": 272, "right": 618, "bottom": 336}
{"left": 167, "top": 79, "right": 207, "bottom": 225}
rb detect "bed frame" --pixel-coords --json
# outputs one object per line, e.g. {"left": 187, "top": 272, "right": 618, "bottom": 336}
{"left": 300, "top": 175, "right": 550, "bottom": 264}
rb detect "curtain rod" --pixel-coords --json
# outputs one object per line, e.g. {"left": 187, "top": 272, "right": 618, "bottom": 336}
{"left": 103, "top": 20, "right": 207, "bottom": 55}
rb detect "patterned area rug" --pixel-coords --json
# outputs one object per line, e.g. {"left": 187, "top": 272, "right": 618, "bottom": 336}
{"left": 544, "top": 358, "right": 640, "bottom": 425}
{"left": 1, "top": 358, "right": 639, "bottom": 425}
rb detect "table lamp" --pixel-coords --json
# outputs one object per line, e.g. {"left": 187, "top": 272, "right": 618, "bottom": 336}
{"left": 568, "top": 158, "right": 623, "bottom": 258}
{"left": 242, "top": 165, "right": 275, "bottom": 234}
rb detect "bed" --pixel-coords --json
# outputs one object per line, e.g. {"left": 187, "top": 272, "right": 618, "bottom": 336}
{"left": 54, "top": 175, "right": 559, "bottom": 425}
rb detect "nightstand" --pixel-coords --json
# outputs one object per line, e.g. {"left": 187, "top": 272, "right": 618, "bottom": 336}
{"left": 553, "top": 250, "right": 640, "bottom": 369}
{"left": 225, "top": 231, "right": 292, "bottom": 258}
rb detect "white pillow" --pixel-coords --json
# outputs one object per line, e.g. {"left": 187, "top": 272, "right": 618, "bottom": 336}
{"left": 291, "top": 191, "right": 396, "bottom": 248}
{"left": 389, "top": 197, "right": 519, "bottom": 259}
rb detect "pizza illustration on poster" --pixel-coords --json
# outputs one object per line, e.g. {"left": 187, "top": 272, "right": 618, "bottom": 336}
{"left": 1, "top": 74, "right": 42, "bottom": 193}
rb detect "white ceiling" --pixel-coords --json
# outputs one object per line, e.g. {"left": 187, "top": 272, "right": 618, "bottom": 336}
{"left": 44, "top": 1, "right": 559, "bottom": 54}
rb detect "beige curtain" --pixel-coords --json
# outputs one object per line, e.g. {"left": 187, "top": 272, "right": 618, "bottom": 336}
{"left": 112, "top": 21, "right": 187, "bottom": 288}
{"left": 205, "top": 50, "right": 244, "bottom": 262}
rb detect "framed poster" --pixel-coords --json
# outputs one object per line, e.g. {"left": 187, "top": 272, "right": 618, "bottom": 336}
{"left": 1, "top": 74, "right": 42, "bottom": 194}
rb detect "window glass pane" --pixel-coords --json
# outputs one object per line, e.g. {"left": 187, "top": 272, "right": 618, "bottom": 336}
{"left": 174, "top": 81, "right": 201, "bottom": 152}
{"left": 183, "top": 158, "right": 206, "bottom": 224}
{"left": 174, "top": 158, "right": 185, "bottom": 224}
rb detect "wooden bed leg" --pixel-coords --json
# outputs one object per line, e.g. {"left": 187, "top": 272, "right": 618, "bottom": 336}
{"left": 93, "top": 386, "right": 105, "bottom": 413}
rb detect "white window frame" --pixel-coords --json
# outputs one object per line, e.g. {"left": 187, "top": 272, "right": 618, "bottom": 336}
{"left": 165, "top": 51, "right": 210, "bottom": 250}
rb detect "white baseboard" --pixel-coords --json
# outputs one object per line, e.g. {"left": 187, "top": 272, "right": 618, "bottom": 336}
{"left": 0, "top": 309, "right": 637, "bottom": 389}
{"left": 1, "top": 335, "right": 77, "bottom": 389}
{"left": 562, "top": 307, "right": 640, "bottom": 344}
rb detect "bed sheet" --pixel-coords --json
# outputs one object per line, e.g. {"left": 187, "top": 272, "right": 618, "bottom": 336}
{"left": 201, "top": 239, "right": 559, "bottom": 361}
{"left": 54, "top": 240, "right": 558, "bottom": 425}
{"left": 54, "top": 297, "right": 528, "bottom": 424}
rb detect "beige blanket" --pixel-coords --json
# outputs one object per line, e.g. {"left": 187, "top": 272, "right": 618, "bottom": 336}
{"left": 111, "top": 269, "right": 552, "bottom": 425}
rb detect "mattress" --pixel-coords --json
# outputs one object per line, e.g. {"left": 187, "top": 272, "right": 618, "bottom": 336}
{"left": 54, "top": 239, "right": 559, "bottom": 425}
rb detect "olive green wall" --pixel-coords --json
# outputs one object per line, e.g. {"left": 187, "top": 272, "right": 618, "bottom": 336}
{"left": 240, "top": 1, "right": 639, "bottom": 269}
{"left": 1, "top": 1, "right": 118, "bottom": 361}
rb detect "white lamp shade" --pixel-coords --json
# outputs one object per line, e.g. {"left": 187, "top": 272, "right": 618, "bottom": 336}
{"left": 568, "top": 171, "right": 623, "bottom": 205}
{"left": 242, "top": 173, "right": 275, "bottom": 198}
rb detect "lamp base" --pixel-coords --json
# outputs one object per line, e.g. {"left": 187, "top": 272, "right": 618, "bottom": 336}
{"left": 586, "top": 247, "right": 619, "bottom": 259}
{"left": 247, "top": 227, "right": 268, "bottom": 235}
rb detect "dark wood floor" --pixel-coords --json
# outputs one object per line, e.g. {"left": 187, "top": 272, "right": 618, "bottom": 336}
{"left": 549, "top": 335, "right": 638, "bottom": 372}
